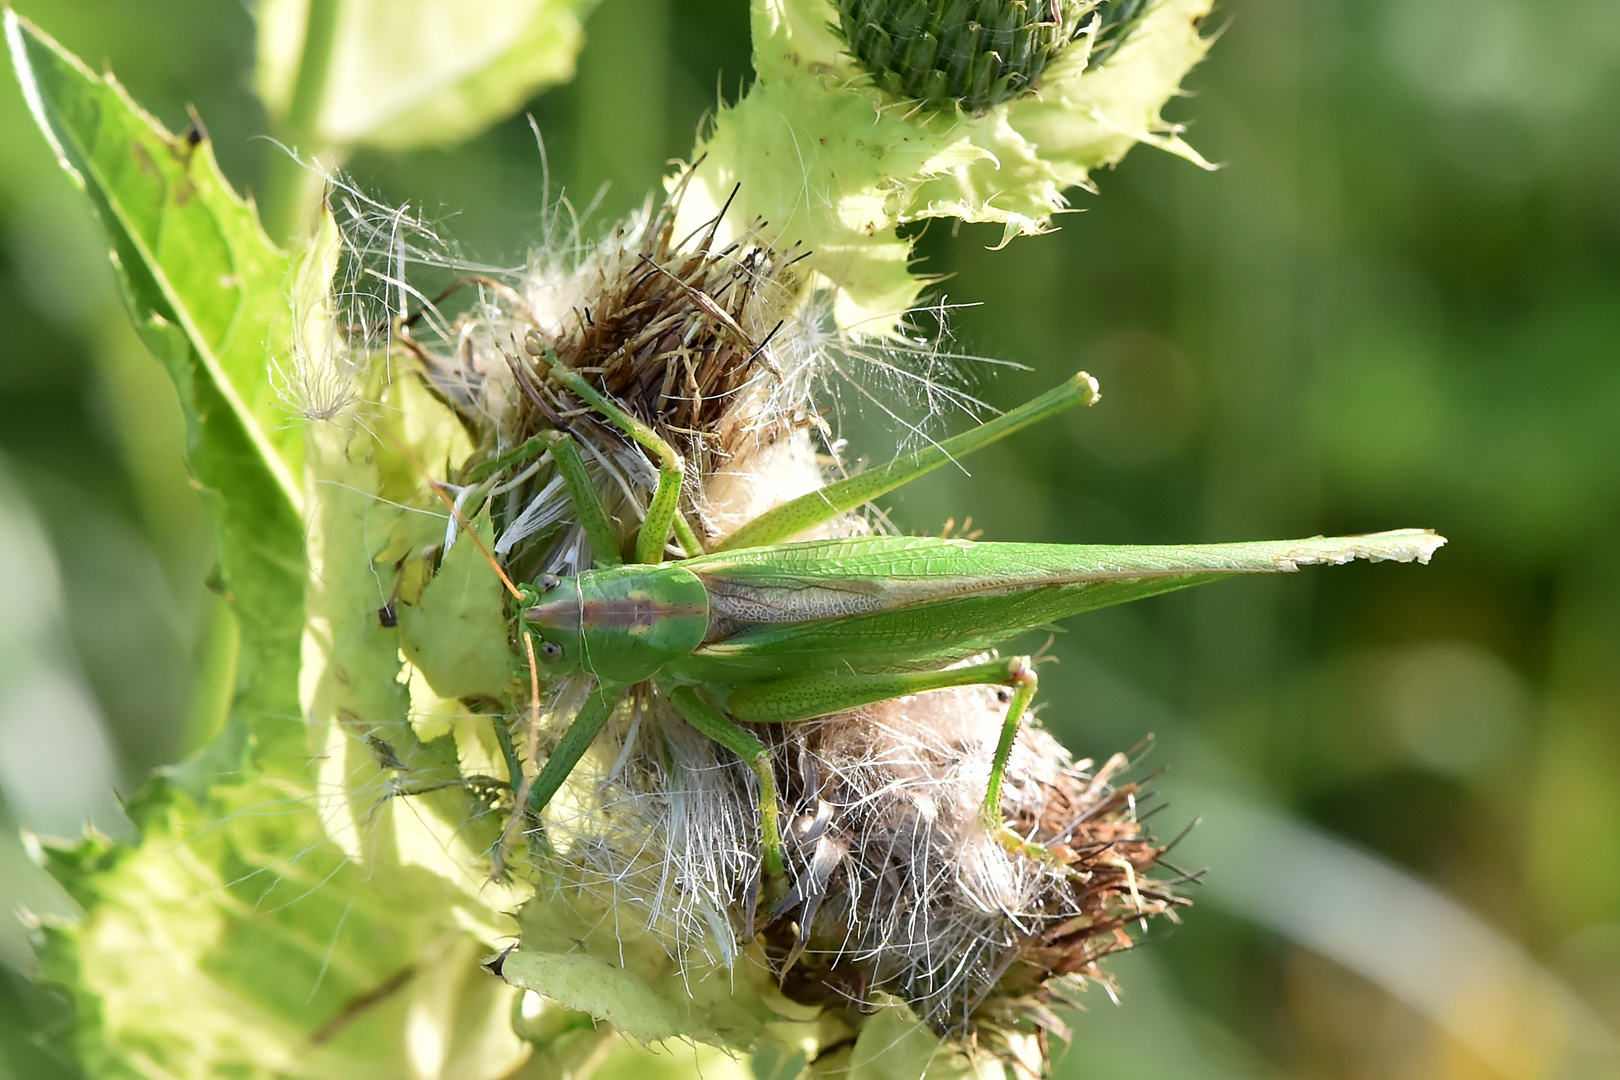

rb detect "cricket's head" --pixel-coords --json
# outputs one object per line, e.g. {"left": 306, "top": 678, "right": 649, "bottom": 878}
{"left": 521, "top": 573, "right": 586, "bottom": 677}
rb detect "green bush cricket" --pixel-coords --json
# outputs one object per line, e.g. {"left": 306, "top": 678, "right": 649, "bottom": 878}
{"left": 448, "top": 342, "right": 1443, "bottom": 886}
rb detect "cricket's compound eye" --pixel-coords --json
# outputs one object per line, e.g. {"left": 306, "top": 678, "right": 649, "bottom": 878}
{"left": 541, "top": 640, "right": 564, "bottom": 661}
{"left": 538, "top": 573, "right": 561, "bottom": 592}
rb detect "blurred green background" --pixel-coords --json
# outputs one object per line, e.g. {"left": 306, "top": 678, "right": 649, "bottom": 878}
{"left": 2, "top": 1, "right": 1618, "bottom": 1078}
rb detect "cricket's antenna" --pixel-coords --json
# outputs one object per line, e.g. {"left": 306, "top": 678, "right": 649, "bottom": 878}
{"left": 373, "top": 420, "right": 525, "bottom": 601}
{"left": 497, "top": 631, "right": 546, "bottom": 872}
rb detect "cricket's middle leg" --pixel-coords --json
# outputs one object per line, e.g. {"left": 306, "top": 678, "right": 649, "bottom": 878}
{"left": 720, "top": 657, "right": 1049, "bottom": 861}
{"left": 663, "top": 683, "right": 786, "bottom": 882}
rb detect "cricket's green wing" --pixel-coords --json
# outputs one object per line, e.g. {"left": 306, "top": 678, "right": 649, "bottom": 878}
{"left": 671, "top": 530, "right": 1445, "bottom": 682}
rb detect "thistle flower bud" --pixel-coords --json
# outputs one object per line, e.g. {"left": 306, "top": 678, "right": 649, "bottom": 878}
{"left": 671, "top": 0, "right": 1216, "bottom": 333}
{"left": 833, "top": 0, "right": 1094, "bottom": 113}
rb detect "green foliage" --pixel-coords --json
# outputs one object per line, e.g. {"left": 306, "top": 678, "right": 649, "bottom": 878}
{"left": 5, "top": 12, "right": 305, "bottom": 790}
{"left": 36, "top": 777, "right": 526, "bottom": 1080}
{"left": 396, "top": 511, "right": 518, "bottom": 703}
{"left": 255, "top": 0, "right": 601, "bottom": 151}
{"left": 675, "top": 0, "right": 1216, "bottom": 331}
{"left": 7, "top": 2, "right": 1617, "bottom": 1079}
{"left": 4, "top": 17, "right": 523, "bottom": 1079}
{"left": 6, "top": 14, "right": 303, "bottom": 496}
{"left": 502, "top": 900, "right": 796, "bottom": 1047}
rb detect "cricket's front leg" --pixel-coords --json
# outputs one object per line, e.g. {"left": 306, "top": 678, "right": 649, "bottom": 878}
{"left": 522, "top": 679, "right": 621, "bottom": 820}
{"left": 527, "top": 335, "right": 699, "bottom": 563}
{"left": 493, "top": 676, "right": 623, "bottom": 872}
{"left": 544, "top": 431, "right": 624, "bottom": 566}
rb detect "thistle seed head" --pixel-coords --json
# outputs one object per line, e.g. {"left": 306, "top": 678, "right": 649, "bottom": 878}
{"left": 333, "top": 177, "right": 1183, "bottom": 1070}
{"left": 763, "top": 689, "right": 1183, "bottom": 1040}
{"left": 407, "top": 188, "right": 820, "bottom": 576}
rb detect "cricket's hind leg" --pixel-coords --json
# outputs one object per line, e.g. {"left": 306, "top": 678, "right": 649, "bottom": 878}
{"left": 969, "top": 659, "right": 1100, "bottom": 878}
{"left": 978, "top": 658, "right": 1061, "bottom": 866}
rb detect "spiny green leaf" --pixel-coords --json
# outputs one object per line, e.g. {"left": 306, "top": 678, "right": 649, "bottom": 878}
{"left": 841, "top": 999, "right": 987, "bottom": 1080}
{"left": 36, "top": 773, "right": 528, "bottom": 1080}
{"left": 28, "top": 312, "right": 529, "bottom": 1079}
{"left": 676, "top": 0, "right": 1216, "bottom": 334}
{"left": 502, "top": 894, "right": 818, "bottom": 1052}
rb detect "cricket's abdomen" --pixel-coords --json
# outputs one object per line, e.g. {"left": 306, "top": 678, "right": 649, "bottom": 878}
{"left": 670, "top": 531, "right": 1439, "bottom": 685}
{"left": 574, "top": 564, "right": 710, "bottom": 685}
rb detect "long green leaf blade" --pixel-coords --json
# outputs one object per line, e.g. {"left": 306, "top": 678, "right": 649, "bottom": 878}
{"left": 6, "top": 11, "right": 307, "bottom": 772}
{"left": 6, "top": 11, "right": 303, "bottom": 510}
{"left": 715, "top": 371, "right": 1101, "bottom": 551}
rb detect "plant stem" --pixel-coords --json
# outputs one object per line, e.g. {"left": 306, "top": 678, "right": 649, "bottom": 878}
{"left": 261, "top": 0, "right": 342, "bottom": 243}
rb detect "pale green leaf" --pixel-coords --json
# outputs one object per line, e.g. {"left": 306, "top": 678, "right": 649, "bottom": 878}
{"left": 2, "top": 47, "right": 529, "bottom": 1065}
{"left": 7, "top": 12, "right": 304, "bottom": 503}
{"left": 32, "top": 311, "right": 531, "bottom": 1079}
{"left": 501, "top": 890, "right": 830, "bottom": 1056}
{"left": 38, "top": 775, "right": 528, "bottom": 1080}
{"left": 7, "top": 10, "right": 308, "bottom": 784}
{"left": 1004, "top": 0, "right": 1218, "bottom": 183}
{"left": 396, "top": 510, "right": 519, "bottom": 702}
{"left": 503, "top": 903, "right": 769, "bottom": 1048}
{"left": 256, "top": 0, "right": 600, "bottom": 151}
{"left": 835, "top": 998, "right": 989, "bottom": 1080}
